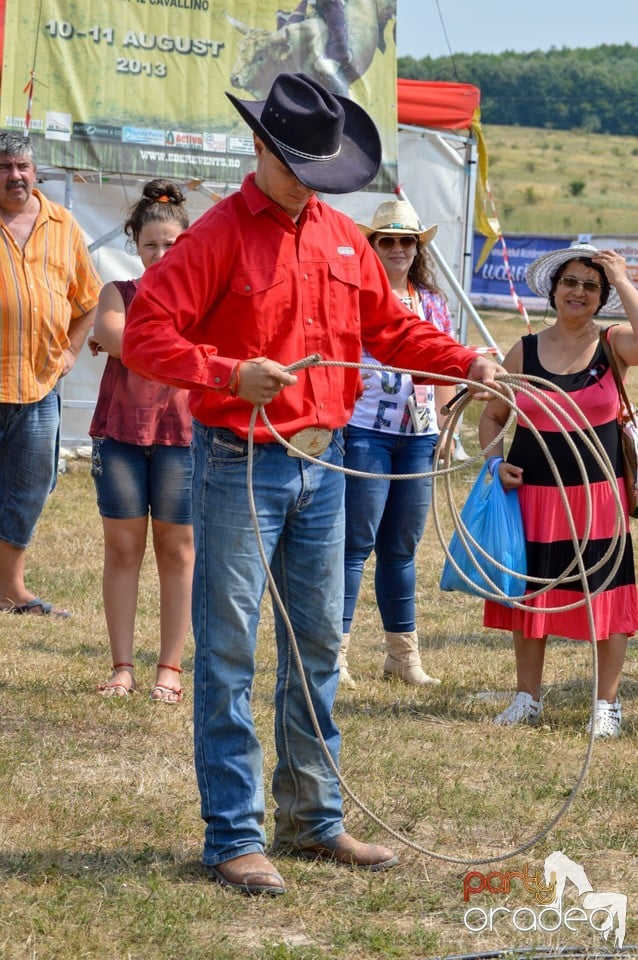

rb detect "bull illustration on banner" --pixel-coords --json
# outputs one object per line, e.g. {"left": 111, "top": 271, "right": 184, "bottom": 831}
{"left": 226, "top": 0, "right": 395, "bottom": 98}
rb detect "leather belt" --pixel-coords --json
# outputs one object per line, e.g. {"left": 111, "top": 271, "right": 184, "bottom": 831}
{"left": 286, "top": 427, "right": 333, "bottom": 458}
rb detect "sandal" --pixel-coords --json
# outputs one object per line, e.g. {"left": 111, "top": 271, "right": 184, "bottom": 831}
{"left": 98, "top": 662, "right": 136, "bottom": 697}
{"left": 2, "top": 597, "right": 71, "bottom": 619}
{"left": 150, "top": 663, "right": 183, "bottom": 704}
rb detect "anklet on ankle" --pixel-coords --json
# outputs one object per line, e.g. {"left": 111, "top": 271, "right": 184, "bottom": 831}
{"left": 157, "top": 663, "right": 183, "bottom": 673}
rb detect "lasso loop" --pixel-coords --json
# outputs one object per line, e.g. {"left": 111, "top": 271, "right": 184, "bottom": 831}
{"left": 245, "top": 355, "right": 624, "bottom": 866}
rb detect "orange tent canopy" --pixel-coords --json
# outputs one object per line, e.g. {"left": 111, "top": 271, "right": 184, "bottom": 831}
{"left": 397, "top": 78, "right": 480, "bottom": 129}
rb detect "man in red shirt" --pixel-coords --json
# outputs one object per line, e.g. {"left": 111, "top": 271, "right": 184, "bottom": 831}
{"left": 123, "top": 73, "right": 504, "bottom": 896}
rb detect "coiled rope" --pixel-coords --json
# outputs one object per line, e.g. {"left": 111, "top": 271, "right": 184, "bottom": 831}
{"left": 244, "top": 356, "right": 626, "bottom": 866}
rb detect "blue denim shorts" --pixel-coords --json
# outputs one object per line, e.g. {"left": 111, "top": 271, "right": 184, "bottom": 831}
{"left": 0, "top": 392, "right": 60, "bottom": 548}
{"left": 91, "top": 437, "right": 193, "bottom": 523}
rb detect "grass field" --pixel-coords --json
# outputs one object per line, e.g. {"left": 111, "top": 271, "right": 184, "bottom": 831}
{"left": 482, "top": 124, "right": 638, "bottom": 237}
{"left": 2, "top": 313, "right": 638, "bottom": 959}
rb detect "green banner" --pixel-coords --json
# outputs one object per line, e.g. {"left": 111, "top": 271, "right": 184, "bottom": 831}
{"left": 1, "top": 0, "right": 398, "bottom": 188}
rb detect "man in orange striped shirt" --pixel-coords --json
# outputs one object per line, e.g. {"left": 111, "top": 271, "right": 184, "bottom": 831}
{"left": 0, "top": 132, "right": 101, "bottom": 616}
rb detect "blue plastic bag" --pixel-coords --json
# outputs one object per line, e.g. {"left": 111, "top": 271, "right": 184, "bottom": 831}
{"left": 439, "top": 460, "right": 527, "bottom": 606}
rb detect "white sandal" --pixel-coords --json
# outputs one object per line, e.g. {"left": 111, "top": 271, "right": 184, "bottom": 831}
{"left": 586, "top": 699, "right": 622, "bottom": 738}
{"left": 494, "top": 691, "right": 542, "bottom": 726}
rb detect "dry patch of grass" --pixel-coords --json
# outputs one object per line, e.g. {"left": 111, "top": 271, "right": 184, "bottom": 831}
{"left": 1, "top": 313, "right": 638, "bottom": 958}
{"left": 485, "top": 124, "right": 638, "bottom": 236}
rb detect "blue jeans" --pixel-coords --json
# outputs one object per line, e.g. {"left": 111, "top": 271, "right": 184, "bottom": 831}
{"left": 191, "top": 423, "right": 346, "bottom": 867}
{"left": 0, "top": 391, "right": 60, "bottom": 548}
{"left": 343, "top": 425, "right": 436, "bottom": 633}
{"left": 91, "top": 437, "right": 193, "bottom": 523}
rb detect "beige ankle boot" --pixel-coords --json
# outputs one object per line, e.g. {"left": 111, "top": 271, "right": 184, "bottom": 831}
{"left": 338, "top": 633, "right": 356, "bottom": 689}
{"left": 383, "top": 631, "right": 441, "bottom": 686}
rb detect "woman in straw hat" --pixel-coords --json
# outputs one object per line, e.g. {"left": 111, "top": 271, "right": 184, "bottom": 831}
{"left": 339, "top": 199, "right": 456, "bottom": 688}
{"left": 479, "top": 243, "right": 638, "bottom": 736}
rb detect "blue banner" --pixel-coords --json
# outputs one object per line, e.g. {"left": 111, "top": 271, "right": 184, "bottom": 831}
{"left": 471, "top": 233, "right": 569, "bottom": 311}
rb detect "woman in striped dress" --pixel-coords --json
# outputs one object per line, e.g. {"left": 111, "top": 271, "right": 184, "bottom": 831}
{"left": 478, "top": 244, "right": 638, "bottom": 737}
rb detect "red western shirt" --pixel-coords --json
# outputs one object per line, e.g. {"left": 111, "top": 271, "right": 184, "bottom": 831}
{"left": 122, "top": 174, "right": 478, "bottom": 443}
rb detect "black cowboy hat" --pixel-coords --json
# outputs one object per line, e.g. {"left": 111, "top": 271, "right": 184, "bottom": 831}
{"left": 226, "top": 72, "right": 382, "bottom": 194}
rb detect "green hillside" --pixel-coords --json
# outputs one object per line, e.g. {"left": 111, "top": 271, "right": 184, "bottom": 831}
{"left": 482, "top": 124, "right": 638, "bottom": 236}
{"left": 398, "top": 45, "right": 638, "bottom": 136}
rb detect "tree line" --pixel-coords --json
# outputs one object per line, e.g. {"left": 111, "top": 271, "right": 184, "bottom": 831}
{"left": 397, "top": 44, "right": 638, "bottom": 135}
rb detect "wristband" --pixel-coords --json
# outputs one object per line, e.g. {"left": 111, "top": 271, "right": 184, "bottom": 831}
{"left": 487, "top": 456, "right": 503, "bottom": 477}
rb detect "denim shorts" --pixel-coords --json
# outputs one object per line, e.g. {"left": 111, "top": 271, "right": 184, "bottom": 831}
{"left": 0, "top": 392, "right": 60, "bottom": 548}
{"left": 91, "top": 437, "right": 193, "bottom": 523}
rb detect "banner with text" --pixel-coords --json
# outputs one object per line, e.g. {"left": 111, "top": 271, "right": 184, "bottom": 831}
{"left": 471, "top": 233, "right": 638, "bottom": 316}
{"left": 0, "top": 0, "right": 398, "bottom": 187}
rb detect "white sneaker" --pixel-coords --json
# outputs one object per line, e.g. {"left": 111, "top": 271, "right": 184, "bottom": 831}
{"left": 494, "top": 691, "right": 542, "bottom": 726}
{"left": 453, "top": 441, "right": 471, "bottom": 462}
{"left": 586, "top": 699, "right": 622, "bottom": 738}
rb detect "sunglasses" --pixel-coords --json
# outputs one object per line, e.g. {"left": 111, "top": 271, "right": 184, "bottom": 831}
{"left": 558, "top": 275, "right": 602, "bottom": 293}
{"left": 375, "top": 235, "right": 418, "bottom": 251}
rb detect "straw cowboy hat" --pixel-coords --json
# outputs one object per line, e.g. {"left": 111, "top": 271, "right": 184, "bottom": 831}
{"left": 226, "top": 72, "right": 381, "bottom": 194}
{"left": 356, "top": 199, "right": 438, "bottom": 245}
{"left": 526, "top": 242, "right": 621, "bottom": 310}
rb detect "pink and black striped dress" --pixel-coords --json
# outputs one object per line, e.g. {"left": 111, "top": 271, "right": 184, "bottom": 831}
{"left": 484, "top": 331, "right": 638, "bottom": 641}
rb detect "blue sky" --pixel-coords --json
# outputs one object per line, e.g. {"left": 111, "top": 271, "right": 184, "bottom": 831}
{"left": 396, "top": 0, "right": 638, "bottom": 59}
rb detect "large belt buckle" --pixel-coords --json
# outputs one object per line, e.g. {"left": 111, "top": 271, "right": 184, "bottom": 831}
{"left": 286, "top": 427, "right": 333, "bottom": 458}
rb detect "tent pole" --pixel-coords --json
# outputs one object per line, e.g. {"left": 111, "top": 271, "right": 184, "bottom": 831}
{"left": 64, "top": 170, "right": 73, "bottom": 211}
{"left": 459, "top": 136, "right": 478, "bottom": 346}
{"left": 57, "top": 170, "right": 77, "bottom": 449}
{"left": 395, "top": 183, "right": 503, "bottom": 361}
{"left": 428, "top": 238, "right": 503, "bottom": 361}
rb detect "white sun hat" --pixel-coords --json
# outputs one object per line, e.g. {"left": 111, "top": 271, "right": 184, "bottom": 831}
{"left": 526, "top": 242, "right": 621, "bottom": 310}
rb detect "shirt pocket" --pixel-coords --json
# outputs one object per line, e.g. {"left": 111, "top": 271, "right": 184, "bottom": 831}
{"left": 229, "top": 266, "right": 291, "bottom": 353}
{"left": 36, "top": 257, "right": 70, "bottom": 298}
{"left": 326, "top": 258, "right": 362, "bottom": 349}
